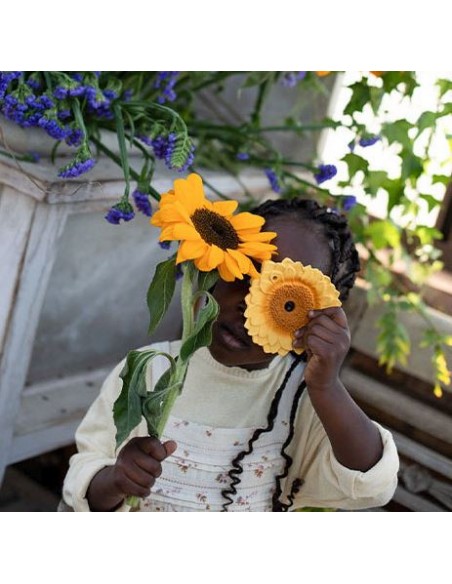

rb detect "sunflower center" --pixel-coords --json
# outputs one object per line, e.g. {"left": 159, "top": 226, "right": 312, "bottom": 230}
{"left": 191, "top": 208, "right": 240, "bottom": 250}
{"left": 269, "top": 283, "right": 316, "bottom": 332}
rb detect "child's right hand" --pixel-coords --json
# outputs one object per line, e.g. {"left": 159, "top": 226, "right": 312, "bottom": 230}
{"left": 86, "top": 437, "right": 177, "bottom": 511}
{"left": 113, "top": 437, "right": 177, "bottom": 499}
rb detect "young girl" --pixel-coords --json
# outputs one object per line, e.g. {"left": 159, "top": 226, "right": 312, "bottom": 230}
{"left": 62, "top": 197, "right": 399, "bottom": 512}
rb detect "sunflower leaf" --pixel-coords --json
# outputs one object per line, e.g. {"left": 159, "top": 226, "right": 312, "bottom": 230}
{"left": 180, "top": 292, "right": 219, "bottom": 362}
{"left": 197, "top": 269, "right": 219, "bottom": 292}
{"left": 147, "top": 256, "right": 177, "bottom": 335}
{"left": 113, "top": 349, "right": 157, "bottom": 447}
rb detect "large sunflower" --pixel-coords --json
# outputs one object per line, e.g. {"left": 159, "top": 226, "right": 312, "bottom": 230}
{"left": 244, "top": 258, "right": 341, "bottom": 356}
{"left": 151, "top": 173, "right": 277, "bottom": 281}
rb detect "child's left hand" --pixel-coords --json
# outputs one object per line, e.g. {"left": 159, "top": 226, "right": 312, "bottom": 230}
{"left": 293, "top": 306, "right": 351, "bottom": 391}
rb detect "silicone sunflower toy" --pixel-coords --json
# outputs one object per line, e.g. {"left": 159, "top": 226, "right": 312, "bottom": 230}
{"left": 244, "top": 258, "right": 341, "bottom": 356}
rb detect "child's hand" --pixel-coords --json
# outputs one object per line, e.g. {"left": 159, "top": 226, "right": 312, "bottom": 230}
{"left": 293, "top": 306, "right": 351, "bottom": 392}
{"left": 112, "top": 436, "right": 177, "bottom": 499}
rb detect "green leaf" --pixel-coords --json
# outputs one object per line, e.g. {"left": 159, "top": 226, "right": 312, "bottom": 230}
{"left": 419, "top": 194, "right": 441, "bottom": 213}
{"left": 365, "top": 171, "right": 389, "bottom": 196}
{"left": 367, "top": 220, "right": 401, "bottom": 250}
{"left": 414, "top": 226, "right": 443, "bottom": 245}
{"left": 343, "top": 153, "right": 369, "bottom": 179}
{"left": 415, "top": 111, "right": 438, "bottom": 136}
{"left": 432, "top": 175, "right": 451, "bottom": 187}
{"left": 382, "top": 119, "right": 413, "bottom": 148}
{"left": 147, "top": 257, "right": 177, "bottom": 335}
{"left": 369, "top": 86, "right": 385, "bottom": 115}
{"left": 242, "top": 72, "right": 276, "bottom": 88}
{"left": 344, "top": 82, "right": 371, "bottom": 116}
{"left": 197, "top": 270, "right": 219, "bottom": 292}
{"left": 113, "top": 349, "right": 158, "bottom": 447}
{"left": 180, "top": 292, "right": 220, "bottom": 362}
{"left": 401, "top": 151, "right": 423, "bottom": 184}
{"left": 384, "top": 178, "right": 405, "bottom": 212}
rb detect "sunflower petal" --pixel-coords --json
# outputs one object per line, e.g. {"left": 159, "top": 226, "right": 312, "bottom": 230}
{"left": 223, "top": 252, "right": 244, "bottom": 280}
{"left": 217, "top": 262, "right": 236, "bottom": 282}
{"left": 229, "top": 212, "right": 265, "bottom": 231}
{"left": 172, "top": 223, "right": 200, "bottom": 240}
{"left": 177, "top": 239, "right": 209, "bottom": 262}
{"left": 173, "top": 174, "right": 206, "bottom": 214}
{"left": 212, "top": 200, "right": 238, "bottom": 217}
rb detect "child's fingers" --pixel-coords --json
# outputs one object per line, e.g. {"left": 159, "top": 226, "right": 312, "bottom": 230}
{"left": 163, "top": 440, "right": 177, "bottom": 457}
{"left": 308, "top": 307, "right": 348, "bottom": 329}
{"left": 137, "top": 436, "right": 174, "bottom": 461}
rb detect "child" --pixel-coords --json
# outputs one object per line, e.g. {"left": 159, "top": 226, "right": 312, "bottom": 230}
{"left": 62, "top": 197, "right": 399, "bottom": 512}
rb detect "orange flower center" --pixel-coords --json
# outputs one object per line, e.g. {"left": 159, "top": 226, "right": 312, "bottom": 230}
{"left": 269, "top": 283, "right": 316, "bottom": 332}
{"left": 191, "top": 208, "right": 240, "bottom": 250}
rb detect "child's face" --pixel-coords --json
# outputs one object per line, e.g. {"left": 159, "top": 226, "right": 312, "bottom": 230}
{"left": 209, "top": 217, "right": 332, "bottom": 370}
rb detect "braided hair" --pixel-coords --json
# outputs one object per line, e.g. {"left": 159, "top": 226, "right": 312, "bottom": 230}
{"left": 221, "top": 197, "right": 360, "bottom": 511}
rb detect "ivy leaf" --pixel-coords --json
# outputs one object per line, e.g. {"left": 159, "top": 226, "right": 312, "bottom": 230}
{"left": 384, "top": 178, "right": 405, "bottom": 212}
{"left": 180, "top": 292, "right": 220, "bottom": 362}
{"left": 414, "top": 226, "right": 443, "bottom": 245}
{"left": 365, "top": 170, "right": 389, "bottom": 196}
{"left": 382, "top": 119, "right": 413, "bottom": 148}
{"left": 147, "top": 256, "right": 177, "bottom": 335}
{"left": 432, "top": 175, "right": 451, "bottom": 187}
{"left": 343, "top": 153, "right": 369, "bottom": 179}
{"left": 367, "top": 220, "right": 401, "bottom": 250}
{"left": 401, "top": 150, "right": 424, "bottom": 184}
{"left": 344, "top": 82, "right": 371, "bottom": 116}
{"left": 415, "top": 111, "right": 438, "bottom": 136}
{"left": 419, "top": 194, "right": 441, "bottom": 213}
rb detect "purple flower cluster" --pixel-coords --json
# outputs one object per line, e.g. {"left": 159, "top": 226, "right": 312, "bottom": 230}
{"left": 105, "top": 201, "right": 135, "bottom": 225}
{"left": 0, "top": 72, "right": 119, "bottom": 144}
{"left": 159, "top": 241, "right": 171, "bottom": 250}
{"left": 154, "top": 72, "right": 179, "bottom": 104}
{"left": 281, "top": 71, "right": 307, "bottom": 88}
{"left": 236, "top": 152, "right": 250, "bottom": 160}
{"left": 342, "top": 195, "right": 357, "bottom": 211}
{"left": 58, "top": 144, "right": 96, "bottom": 178}
{"left": 265, "top": 168, "right": 282, "bottom": 193}
{"left": 139, "top": 133, "right": 195, "bottom": 172}
{"left": 359, "top": 135, "right": 381, "bottom": 147}
{"left": 314, "top": 164, "right": 337, "bottom": 185}
{"left": 132, "top": 190, "right": 153, "bottom": 217}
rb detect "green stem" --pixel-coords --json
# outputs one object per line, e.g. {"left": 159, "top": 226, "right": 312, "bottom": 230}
{"left": 72, "top": 100, "right": 90, "bottom": 146}
{"left": 114, "top": 104, "right": 131, "bottom": 198}
{"left": 90, "top": 135, "right": 140, "bottom": 182}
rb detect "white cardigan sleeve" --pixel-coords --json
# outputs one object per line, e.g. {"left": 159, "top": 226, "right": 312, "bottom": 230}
{"left": 62, "top": 359, "right": 133, "bottom": 511}
{"left": 287, "top": 394, "right": 399, "bottom": 511}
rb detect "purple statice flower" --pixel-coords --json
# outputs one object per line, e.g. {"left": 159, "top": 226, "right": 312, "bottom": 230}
{"left": 359, "top": 135, "right": 381, "bottom": 147}
{"left": 281, "top": 71, "right": 307, "bottom": 88}
{"left": 58, "top": 145, "right": 96, "bottom": 178}
{"left": 265, "top": 168, "right": 282, "bottom": 193}
{"left": 159, "top": 241, "right": 171, "bottom": 250}
{"left": 342, "top": 195, "right": 357, "bottom": 211}
{"left": 105, "top": 201, "right": 135, "bottom": 225}
{"left": 35, "top": 94, "right": 55, "bottom": 110}
{"left": 38, "top": 116, "right": 70, "bottom": 140}
{"left": 53, "top": 82, "right": 85, "bottom": 100}
{"left": 71, "top": 73, "right": 84, "bottom": 82}
{"left": 236, "top": 152, "right": 250, "bottom": 160}
{"left": 133, "top": 190, "right": 153, "bottom": 217}
{"left": 154, "top": 71, "right": 179, "bottom": 104}
{"left": 122, "top": 89, "right": 133, "bottom": 102}
{"left": 58, "top": 109, "right": 72, "bottom": 121}
{"left": 65, "top": 128, "right": 84, "bottom": 147}
{"left": 0, "top": 71, "right": 22, "bottom": 99}
{"left": 314, "top": 164, "right": 337, "bottom": 185}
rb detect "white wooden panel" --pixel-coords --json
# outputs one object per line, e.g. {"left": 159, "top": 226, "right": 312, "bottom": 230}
{"left": 0, "top": 202, "right": 69, "bottom": 482}
{"left": 0, "top": 187, "right": 36, "bottom": 352}
{"left": 9, "top": 366, "right": 109, "bottom": 463}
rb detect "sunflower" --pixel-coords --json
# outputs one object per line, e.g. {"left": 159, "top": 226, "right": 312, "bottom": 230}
{"left": 151, "top": 173, "right": 277, "bottom": 281}
{"left": 244, "top": 258, "right": 341, "bottom": 356}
